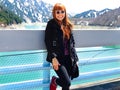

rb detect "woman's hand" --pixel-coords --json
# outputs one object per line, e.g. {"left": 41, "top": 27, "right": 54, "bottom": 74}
{"left": 52, "top": 57, "right": 60, "bottom": 70}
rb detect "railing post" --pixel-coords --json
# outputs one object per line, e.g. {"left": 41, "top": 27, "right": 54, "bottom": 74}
{"left": 43, "top": 60, "right": 50, "bottom": 90}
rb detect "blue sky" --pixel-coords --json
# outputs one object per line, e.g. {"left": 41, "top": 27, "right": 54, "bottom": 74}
{"left": 43, "top": 0, "right": 120, "bottom": 14}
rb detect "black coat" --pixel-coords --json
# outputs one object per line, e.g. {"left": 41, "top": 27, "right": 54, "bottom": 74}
{"left": 45, "top": 19, "right": 79, "bottom": 79}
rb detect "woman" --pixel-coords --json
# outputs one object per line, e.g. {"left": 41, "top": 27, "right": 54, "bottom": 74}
{"left": 45, "top": 3, "right": 79, "bottom": 90}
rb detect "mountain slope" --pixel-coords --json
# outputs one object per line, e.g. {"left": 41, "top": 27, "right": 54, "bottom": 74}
{"left": 0, "top": 5, "right": 22, "bottom": 26}
{"left": 90, "top": 7, "right": 120, "bottom": 27}
{"left": 74, "top": 8, "right": 111, "bottom": 18}
{"left": 0, "top": 0, "right": 53, "bottom": 22}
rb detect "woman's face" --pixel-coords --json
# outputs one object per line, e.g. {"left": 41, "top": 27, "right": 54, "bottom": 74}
{"left": 55, "top": 10, "right": 65, "bottom": 21}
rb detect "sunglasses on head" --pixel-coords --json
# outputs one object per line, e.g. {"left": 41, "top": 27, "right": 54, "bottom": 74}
{"left": 56, "top": 10, "right": 65, "bottom": 14}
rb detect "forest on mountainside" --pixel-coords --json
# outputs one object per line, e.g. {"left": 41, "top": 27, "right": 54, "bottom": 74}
{"left": 0, "top": 5, "right": 22, "bottom": 26}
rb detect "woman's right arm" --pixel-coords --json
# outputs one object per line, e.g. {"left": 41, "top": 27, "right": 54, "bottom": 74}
{"left": 45, "top": 21, "right": 60, "bottom": 70}
{"left": 45, "top": 21, "right": 58, "bottom": 62}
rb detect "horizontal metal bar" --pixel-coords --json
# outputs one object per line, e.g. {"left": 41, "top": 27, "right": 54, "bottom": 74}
{"left": 73, "top": 67, "right": 120, "bottom": 82}
{"left": 0, "top": 79, "right": 49, "bottom": 90}
{"left": 76, "top": 47, "right": 119, "bottom": 52}
{"left": 79, "top": 55, "right": 120, "bottom": 66}
{"left": 0, "top": 63, "right": 51, "bottom": 75}
{"left": 0, "top": 50, "right": 46, "bottom": 57}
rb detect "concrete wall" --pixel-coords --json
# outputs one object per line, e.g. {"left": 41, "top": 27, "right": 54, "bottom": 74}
{"left": 0, "top": 30, "right": 120, "bottom": 52}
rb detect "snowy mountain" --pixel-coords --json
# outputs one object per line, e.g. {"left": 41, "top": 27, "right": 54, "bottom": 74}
{"left": 74, "top": 8, "right": 111, "bottom": 18}
{"left": 0, "top": 0, "right": 53, "bottom": 22}
{"left": 0, "top": 0, "right": 113, "bottom": 23}
{"left": 90, "top": 7, "right": 120, "bottom": 27}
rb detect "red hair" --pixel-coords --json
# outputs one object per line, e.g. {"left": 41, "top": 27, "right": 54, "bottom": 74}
{"left": 52, "top": 3, "right": 73, "bottom": 39}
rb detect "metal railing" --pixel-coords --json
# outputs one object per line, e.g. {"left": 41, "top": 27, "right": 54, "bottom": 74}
{"left": 1, "top": 48, "right": 120, "bottom": 90}
{"left": 1, "top": 30, "right": 120, "bottom": 90}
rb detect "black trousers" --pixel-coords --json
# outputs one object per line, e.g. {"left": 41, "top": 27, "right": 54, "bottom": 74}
{"left": 55, "top": 55, "right": 72, "bottom": 90}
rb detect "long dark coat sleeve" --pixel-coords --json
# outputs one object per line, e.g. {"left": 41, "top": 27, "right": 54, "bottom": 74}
{"left": 45, "top": 19, "right": 62, "bottom": 63}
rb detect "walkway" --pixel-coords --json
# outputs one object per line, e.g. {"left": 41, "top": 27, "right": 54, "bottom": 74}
{"left": 71, "top": 78, "right": 120, "bottom": 90}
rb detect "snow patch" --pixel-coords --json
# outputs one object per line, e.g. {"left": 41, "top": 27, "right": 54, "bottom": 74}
{"left": 8, "top": 0, "right": 14, "bottom": 3}
{"left": 24, "top": 2, "right": 29, "bottom": 6}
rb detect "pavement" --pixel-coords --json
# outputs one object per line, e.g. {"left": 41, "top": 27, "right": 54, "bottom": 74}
{"left": 71, "top": 78, "right": 120, "bottom": 90}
